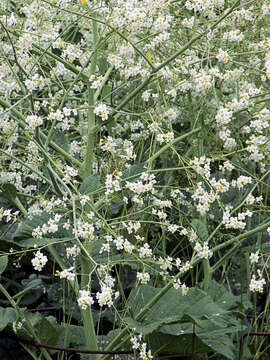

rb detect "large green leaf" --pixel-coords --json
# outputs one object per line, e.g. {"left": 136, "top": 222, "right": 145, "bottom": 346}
{"left": 191, "top": 219, "right": 209, "bottom": 241}
{"left": 13, "top": 212, "right": 51, "bottom": 241}
{"left": 0, "top": 307, "right": 18, "bottom": 331}
{"left": 55, "top": 322, "right": 86, "bottom": 347}
{"left": 79, "top": 174, "right": 101, "bottom": 194}
{"left": 13, "top": 212, "right": 72, "bottom": 245}
{"left": 17, "top": 237, "right": 71, "bottom": 249}
{"left": 127, "top": 285, "right": 244, "bottom": 359}
{"left": 1, "top": 183, "right": 17, "bottom": 202}
{"left": 122, "top": 163, "right": 146, "bottom": 181}
{"left": 205, "top": 280, "right": 252, "bottom": 311}
{"left": 146, "top": 331, "right": 210, "bottom": 357}
{"left": 127, "top": 285, "right": 225, "bottom": 322}
{"left": 13, "top": 279, "right": 43, "bottom": 302}
{"left": 51, "top": 130, "right": 69, "bottom": 152}
{"left": 25, "top": 312, "right": 59, "bottom": 345}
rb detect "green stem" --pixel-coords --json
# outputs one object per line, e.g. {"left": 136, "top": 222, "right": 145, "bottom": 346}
{"left": 81, "top": 240, "right": 98, "bottom": 359}
{"left": 145, "top": 127, "right": 201, "bottom": 164}
{"left": 83, "top": 17, "right": 98, "bottom": 179}
{"left": 81, "top": 14, "right": 99, "bottom": 359}
{"left": 202, "top": 259, "right": 211, "bottom": 290}
{"left": 0, "top": 97, "right": 81, "bottom": 168}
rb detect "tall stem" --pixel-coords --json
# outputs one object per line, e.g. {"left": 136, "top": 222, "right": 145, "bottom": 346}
{"left": 81, "top": 12, "right": 99, "bottom": 359}
{"left": 81, "top": 240, "right": 98, "bottom": 359}
{"left": 84, "top": 17, "right": 98, "bottom": 179}
{"left": 202, "top": 259, "right": 211, "bottom": 290}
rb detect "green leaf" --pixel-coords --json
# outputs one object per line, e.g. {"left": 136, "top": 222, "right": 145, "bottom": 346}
{"left": 51, "top": 130, "right": 69, "bottom": 152}
{"left": 122, "top": 163, "right": 146, "bottom": 181}
{"left": 147, "top": 331, "right": 210, "bottom": 357}
{"left": 79, "top": 175, "right": 101, "bottom": 194}
{"left": 0, "top": 255, "right": 8, "bottom": 274}
{"left": 13, "top": 212, "right": 72, "bottom": 245}
{"left": 205, "top": 280, "right": 252, "bottom": 311}
{"left": 25, "top": 312, "right": 59, "bottom": 345}
{"left": 13, "top": 279, "right": 43, "bottom": 300}
{"left": 127, "top": 285, "right": 243, "bottom": 359}
{"left": 55, "top": 323, "right": 86, "bottom": 347}
{"left": 128, "top": 285, "right": 224, "bottom": 321}
{"left": 124, "top": 315, "right": 183, "bottom": 335}
{"left": 13, "top": 212, "right": 50, "bottom": 241}
{"left": 191, "top": 219, "right": 208, "bottom": 241}
{"left": 1, "top": 183, "right": 17, "bottom": 202}
{"left": 17, "top": 237, "right": 70, "bottom": 249}
{"left": 0, "top": 307, "right": 18, "bottom": 331}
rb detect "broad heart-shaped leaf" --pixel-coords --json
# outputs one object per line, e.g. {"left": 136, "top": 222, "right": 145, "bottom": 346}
{"left": 146, "top": 331, "right": 210, "bottom": 357}
{"left": 122, "top": 163, "right": 146, "bottom": 181}
{"left": 13, "top": 212, "right": 72, "bottom": 244}
{"left": 191, "top": 219, "right": 208, "bottom": 241}
{"left": 127, "top": 285, "right": 225, "bottom": 322}
{"left": 51, "top": 130, "right": 69, "bottom": 152}
{"left": 0, "top": 255, "right": 8, "bottom": 274}
{"left": 24, "top": 312, "right": 59, "bottom": 345}
{"left": 127, "top": 285, "right": 244, "bottom": 359}
{"left": 205, "top": 280, "right": 252, "bottom": 311}
{"left": 17, "top": 237, "right": 71, "bottom": 249}
{"left": 124, "top": 315, "right": 183, "bottom": 335}
{"left": 0, "top": 307, "right": 18, "bottom": 331}
{"left": 1, "top": 183, "right": 17, "bottom": 202}
{"left": 54, "top": 322, "right": 87, "bottom": 348}
{"left": 148, "top": 324, "right": 236, "bottom": 359}
{"left": 13, "top": 279, "right": 43, "bottom": 301}
{"left": 13, "top": 212, "right": 50, "bottom": 241}
{"left": 79, "top": 174, "right": 101, "bottom": 194}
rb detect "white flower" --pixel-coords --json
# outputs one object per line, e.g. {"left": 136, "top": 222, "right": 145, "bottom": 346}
{"left": 25, "top": 115, "right": 43, "bottom": 131}
{"left": 94, "top": 103, "right": 109, "bottom": 121}
{"left": 249, "top": 272, "right": 265, "bottom": 293}
{"left": 78, "top": 290, "right": 94, "bottom": 310}
{"left": 216, "top": 49, "right": 231, "bottom": 64}
{"left": 249, "top": 251, "right": 259, "bottom": 264}
{"left": 194, "top": 242, "right": 213, "bottom": 259}
{"left": 31, "top": 251, "right": 48, "bottom": 271}
{"left": 223, "top": 30, "right": 244, "bottom": 42}
{"left": 137, "top": 272, "right": 150, "bottom": 284}
{"left": 138, "top": 243, "right": 152, "bottom": 258}
{"left": 66, "top": 245, "right": 81, "bottom": 258}
{"left": 57, "top": 267, "right": 75, "bottom": 281}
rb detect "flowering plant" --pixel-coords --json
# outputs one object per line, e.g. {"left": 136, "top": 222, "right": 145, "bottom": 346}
{"left": 0, "top": 0, "right": 270, "bottom": 359}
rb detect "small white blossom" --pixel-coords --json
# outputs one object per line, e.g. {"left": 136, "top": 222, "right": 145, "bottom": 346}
{"left": 77, "top": 289, "right": 94, "bottom": 310}
{"left": 31, "top": 251, "right": 48, "bottom": 271}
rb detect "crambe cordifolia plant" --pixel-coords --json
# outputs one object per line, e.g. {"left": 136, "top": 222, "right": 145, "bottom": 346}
{"left": 1, "top": 0, "right": 270, "bottom": 359}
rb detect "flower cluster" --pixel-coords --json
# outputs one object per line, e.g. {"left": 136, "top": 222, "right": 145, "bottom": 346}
{"left": 31, "top": 251, "right": 48, "bottom": 271}
{"left": 77, "top": 290, "right": 94, "bottom": 310}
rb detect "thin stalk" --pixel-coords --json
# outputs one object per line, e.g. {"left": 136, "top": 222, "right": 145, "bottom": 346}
{"left": 81, "top": 240, "right": 98, "bottom": 359}
{"left": 210, "top": 242, "right": 239, "bottom": 273}
{"left": 145, "top": 127, "right": 201, "bottom": 164}
{"left": 202, "top": 259, "right": 211, "bottom": 290}
{"left": 83, "top": 16, "right": 98, "bottom": 179}
{"left": 0, "top": 97, "right": 81, "bottom": 168}
{"left": 80, "top": 12, "right": 99, "bottom": 359}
